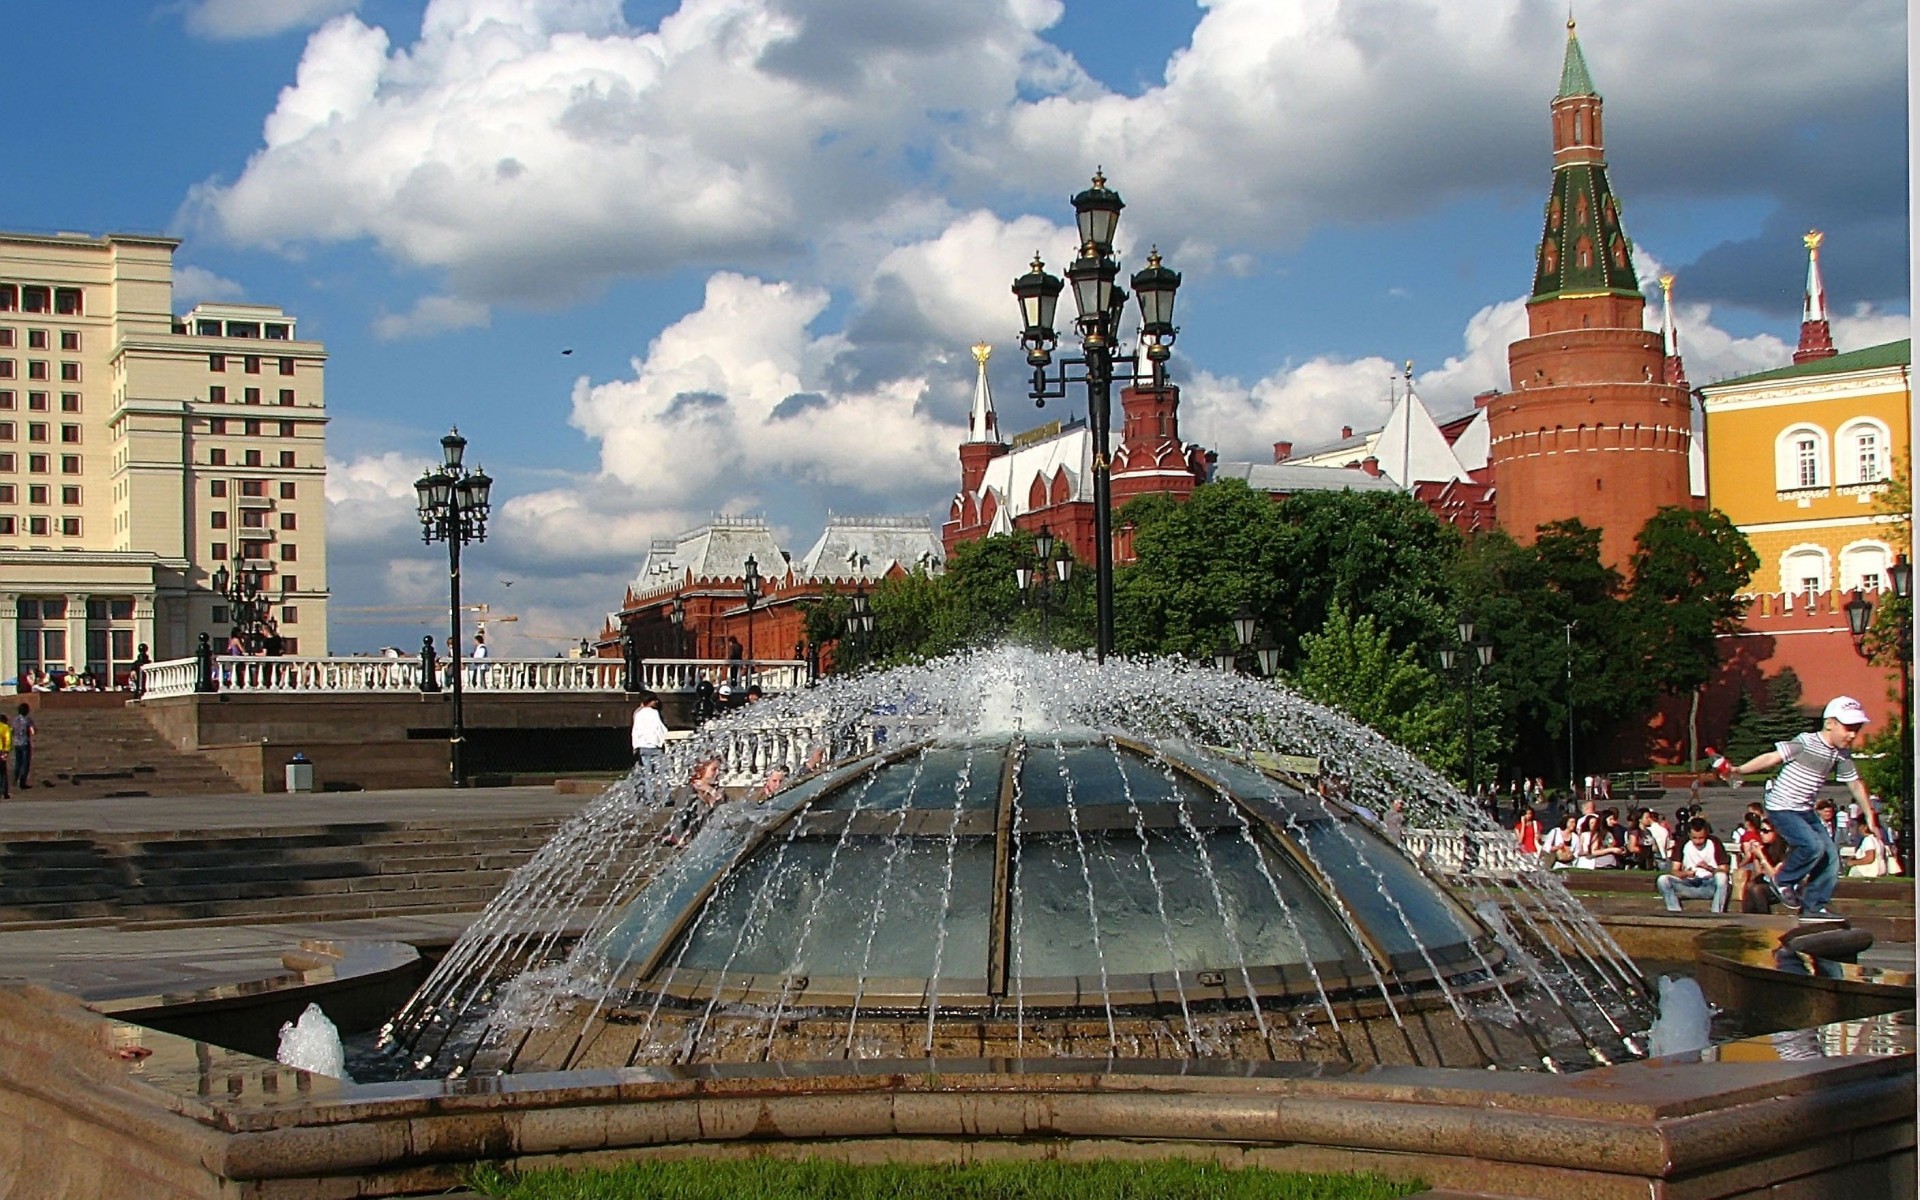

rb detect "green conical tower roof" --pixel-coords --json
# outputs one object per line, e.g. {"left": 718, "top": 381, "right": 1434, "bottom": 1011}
{"left": 1558, "top": 22, "right": 1596, "bottom": 97}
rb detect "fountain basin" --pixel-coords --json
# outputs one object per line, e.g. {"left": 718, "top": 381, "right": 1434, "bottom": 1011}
{"left": 0, "top": 982, "right": 1908, "bottom": 1200}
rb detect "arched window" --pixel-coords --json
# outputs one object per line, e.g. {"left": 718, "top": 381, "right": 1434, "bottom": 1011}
{"left": 1835, "top": 418, "right": 1891, "bottom": 486}
{"left": 1779, "top": 545, "right": 1831, "bottom": 596}
{"left": 1840, "top": 540, "right": 1893, "bottom": 591}
{"left": 1774, "top": 424, "right": 1828, "bottom": 490}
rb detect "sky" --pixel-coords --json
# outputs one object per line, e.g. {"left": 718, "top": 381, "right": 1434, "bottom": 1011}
{"left": 4, "top": 0, "right": 1909, "bottom": 655}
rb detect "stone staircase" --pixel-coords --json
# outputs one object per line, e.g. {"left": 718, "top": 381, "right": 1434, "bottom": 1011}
{"left": 0, "top": 815, "right": 653, "bottom": 929}
{"left": 9, "top": 701, "right": 240, "bottom": 799}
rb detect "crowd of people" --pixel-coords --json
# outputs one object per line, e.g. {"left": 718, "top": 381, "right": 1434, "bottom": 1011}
{"left": 1507, "top": 694, "right": 1900, "bottom": 922}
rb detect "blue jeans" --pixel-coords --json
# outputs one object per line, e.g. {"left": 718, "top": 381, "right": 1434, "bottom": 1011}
{"left": 1770, "top": 807, "right": 1840, "bottom": 909}
{"left": 1657, "top": 872, "right": 1728, "bottom": 912}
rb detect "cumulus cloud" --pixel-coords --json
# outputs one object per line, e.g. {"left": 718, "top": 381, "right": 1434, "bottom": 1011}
{"left": 372, "top": 295, "right": 491, "bottom": 340}
{"left": 185, "top": 0, "right": 360, "bottom": 40}
{"left": 191, "top": 0, "right": 1079, "bottom": 300}
{"left": 172, "top": 264, "right": 245, "bottom": 307}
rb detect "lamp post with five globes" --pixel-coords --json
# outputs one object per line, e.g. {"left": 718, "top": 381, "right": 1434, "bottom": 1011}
{"left": 1012, "top": 171, "right": 1183, "bottom": 662}
{"left": 414, "top": 428, "right": 492, "bottom": 788}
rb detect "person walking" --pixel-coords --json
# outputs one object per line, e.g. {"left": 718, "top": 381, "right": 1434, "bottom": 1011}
{"left": 1728, "top": 695, "right": 1881, "bottom": 921}
{"left": 630, "top": 691, "right": 668, "bottom": 769}
{"left": 10, "top": 702, "right": 33, "bottom": 791}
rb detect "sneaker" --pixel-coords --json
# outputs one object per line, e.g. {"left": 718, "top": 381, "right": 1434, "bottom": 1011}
{"left": 1801, "top": 906, "right": 1847, "bottom": 923}
{"left": 1774, "top": 881, "right": 1803, "bottom": 912}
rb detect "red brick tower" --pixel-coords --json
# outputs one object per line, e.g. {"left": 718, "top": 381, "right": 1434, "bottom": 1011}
{"left": 1110, "top": 382, "right": 1200, "bottom": 505}
{"left": 1489, "top": 21, "right": 1694, "bottom": 569}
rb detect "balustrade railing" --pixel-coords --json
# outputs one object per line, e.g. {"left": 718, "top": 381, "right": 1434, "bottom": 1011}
{"left": 137, "top": 656, "right": 809, "bottom": 701}
{"left": 1402, "top": 826, "right": 1535, "bottom": 880}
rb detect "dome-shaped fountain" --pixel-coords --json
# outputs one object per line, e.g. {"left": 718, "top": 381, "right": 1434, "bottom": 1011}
{"left": 385, "top": 648, "right": 1652, "bottom": 1078}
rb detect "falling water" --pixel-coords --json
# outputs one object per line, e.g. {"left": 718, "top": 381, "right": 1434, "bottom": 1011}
{"left": 381, "top": 646, "right": 1655, "bottom": 1078}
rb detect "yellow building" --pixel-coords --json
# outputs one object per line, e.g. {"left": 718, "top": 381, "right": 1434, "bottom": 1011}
{"left": 0, "top": 231, "right": 330, "bottom": 683}
{"left": 1699, "top": 338, "right": 1911, "bottom": 594}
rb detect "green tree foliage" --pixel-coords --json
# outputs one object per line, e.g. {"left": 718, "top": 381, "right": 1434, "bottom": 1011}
{"left": 1449, "top": 521, "right": 1641, "bottom": 781}
{"left": 1724, "top": 668, "right": 1813, "bottom": 765}
{"left": 1290, "top": 608, "right": 1486, "bottom": 780}
{"left": 1623, "top": 506, "right": 1760, "bottom": 695}
{"left": 1114, "top": 481, "right": 1289, "bottom": 659}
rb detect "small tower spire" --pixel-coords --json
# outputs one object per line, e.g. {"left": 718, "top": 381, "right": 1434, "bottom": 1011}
{"left": 1659, "top": 274, "right": 1689, "bottom": 388}
{"left": 1794, "top": 230, "right": 1837, "bottom": 363}
{"left": 966, "top": 341, "right": 1000, "bottom": 443}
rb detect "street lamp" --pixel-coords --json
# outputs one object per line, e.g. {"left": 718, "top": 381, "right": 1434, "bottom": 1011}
{"left": 1014, "top": 526, "right": 1072, "bottom": 646}
{"left": 845, "top": 585, "right": 875, "bottom": 660}
{"left": 742, "top": 554, "right": 763, "bottom": 682}
{"left": 1845, "top": 555, "right": 1913, "bottom": 738}
{"left": 414, "top": 427, "right": 492, "bottom": 787}
{"left": 1439, "top": 619, "right": 1495, "bottom": 800}
{"left": 1217, "top": 609, "right": 1278, "bottom": 677}
{"left": 1013, "top": 170, "right": 1183, "bottom": 662}
{"left": 211, "top": 564, "right": 269, "bottom": 652}
{"left": 669, "top": 594, "right": 687, "bottom": 657}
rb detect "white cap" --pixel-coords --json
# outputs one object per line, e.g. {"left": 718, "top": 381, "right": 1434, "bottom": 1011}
{"left": 1823, "top": 695, "right": 1870, "bottom": 726}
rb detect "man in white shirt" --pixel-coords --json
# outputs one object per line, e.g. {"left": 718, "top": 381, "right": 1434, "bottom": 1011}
{"left": 1657, "top": 818, "right": 1730, "bottom": 912}
{"left": 631, "top": 691, "right": 668, "bottom": 768}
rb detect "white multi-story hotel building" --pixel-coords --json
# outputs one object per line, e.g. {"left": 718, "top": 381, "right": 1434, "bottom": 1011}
{"left": 0, "top": 231, "right": 329, "bottom": 684}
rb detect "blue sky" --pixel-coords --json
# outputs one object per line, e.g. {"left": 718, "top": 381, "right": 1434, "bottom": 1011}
{"left": 4, "top": 0, "right": 1908, "bottom": 653}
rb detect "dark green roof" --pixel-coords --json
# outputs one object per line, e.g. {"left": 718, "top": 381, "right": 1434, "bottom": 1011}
{"left": 1558, "top": 27, "right": 1596, "bottom": 98}
{"left": 1530, "top": 161, "right": 1640, "bottom": 302}
{"left": 1708, "top": 340, "right": 1912, "bottom": 388}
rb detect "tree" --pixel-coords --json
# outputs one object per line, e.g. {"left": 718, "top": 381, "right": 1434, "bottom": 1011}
{"left": 1290, "top": 607, "right": 1493, "bottom": 782}
{"left": 1623, "top": 506, "right": 1760, "bottom": 766}
{"left": 1114, "top": 480, "right": 1291, "bottom": 659}
{"left": 1724, "top": 668, "right": 1813, "bottom": 765}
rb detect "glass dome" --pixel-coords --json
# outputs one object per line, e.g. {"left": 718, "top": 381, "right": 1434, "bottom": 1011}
{"left": 595, "top": 735, "right": 1495, "bottom": 1015}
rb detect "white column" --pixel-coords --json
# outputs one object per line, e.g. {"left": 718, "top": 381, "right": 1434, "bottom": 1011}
{"left": 66, "top": 592, "right": 88, "bottom": 677}
{"left": 0, "top": 594, "right": 16, "bottom": 690}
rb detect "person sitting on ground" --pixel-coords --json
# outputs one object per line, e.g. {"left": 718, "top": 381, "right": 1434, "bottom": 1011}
{"left": 1658, "top": 817, "right": 1730, "bottom": 912}
{"left": 1575, "top": 809, "right": 1623, "bottom": 870}
{"left": 1640, "top": 808, "right": 1673, "bottom": 864}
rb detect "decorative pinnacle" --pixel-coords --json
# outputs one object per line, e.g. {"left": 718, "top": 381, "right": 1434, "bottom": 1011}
{"left": 971, "top": 342, "right": 992, "bottom": 364}
{"left": 1804, "top": 230, "right": 1824, "bottom": 251}
{"left": 1030, "top": 252, "right": 1046, "bottom": 273}
{"left": 1658, "top": 273, "right": 1674, "bottom": 294}
{"left": 1146, "top": 247, "right": 1163, "bottom": 268}
{"left": 1091, "top": 168, "right": 1106, "bottom": 189}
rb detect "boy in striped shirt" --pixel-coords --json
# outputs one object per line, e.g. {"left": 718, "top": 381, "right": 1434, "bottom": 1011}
{"left": 1728, "top": 696, "right": 1880, "bottom": 922}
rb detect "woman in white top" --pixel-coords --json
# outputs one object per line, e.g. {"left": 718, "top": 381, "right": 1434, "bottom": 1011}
{"left": 1846, "top": 829, "right": 1894, "bottom": 878}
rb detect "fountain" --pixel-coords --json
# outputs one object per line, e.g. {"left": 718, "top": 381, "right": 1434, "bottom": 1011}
{"left": 0, "top": 647, "right": 1907, "bottom": 1200}
{"left": 380, "top": 647, "right": 1652, "bottom": 1078}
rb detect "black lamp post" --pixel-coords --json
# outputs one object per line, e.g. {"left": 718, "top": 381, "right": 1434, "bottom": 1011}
{"left": 1216, "top": 608, "right": 1279, "bottom": 678}
{"left": 211, "top": 564, "right": 268, "bottom": 653}
{"left": 845, "top": 585, "right": 875, "bottom": 660}
{"left": 669, "top": 594, "right": 687, "bottom": 657}
{"left": 1846, "top": 554, "right": 1913, "bottom": 738}
{"left": 1439, "top": 618, "right": 1495, "bottom": 800}
{"left": 742, "top": 554, "right": 763, "bottom": 682}
{"left": 414, "top": 427, "right": 492, "bottom": 788}
{"left": 1015, "top": 525, "right": 1073, "bottom": 647}
{"left": 1014, "top": 171, "right": 1182, "bottom": 663}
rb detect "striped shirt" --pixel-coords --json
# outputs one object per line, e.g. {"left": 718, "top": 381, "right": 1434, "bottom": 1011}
{"left": 1764, "top": 731, "right": 1859, "bottom": 813}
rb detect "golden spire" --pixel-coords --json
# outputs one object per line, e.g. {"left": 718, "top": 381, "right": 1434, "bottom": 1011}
{"left": 971, "top": 342, "right": 993, "bottom": 365}
{"left": 1658, "top": 273, "right": 1674, "bottom": 295}
{"left": 1804, "top": 229, "right": 1824, "bottom": 251}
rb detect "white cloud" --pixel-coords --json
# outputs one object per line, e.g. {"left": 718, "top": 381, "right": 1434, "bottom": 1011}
{"left": 192, "top": 0, "right": 1076, "bottom": 299}
{"left": 172, "top": 264, "right": 245, "bottom": 306}
{"left": 1831, "top": 304, "right": 1912, "bottom": 355}
{"left": 185, "top": 0, "right": 360, "bottom": 40}
{"left": 325, "top": 450, "right": 426, "bottom": 545}
{"left": 373, "top": 295, "right": 492, "bottom": 340}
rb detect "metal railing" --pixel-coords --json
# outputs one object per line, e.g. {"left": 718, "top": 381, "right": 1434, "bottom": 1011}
{"left": 137, "top": 655, "right": 809, "bottom": 701}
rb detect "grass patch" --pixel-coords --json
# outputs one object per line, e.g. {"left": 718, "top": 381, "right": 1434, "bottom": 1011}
{"left": 467, "top": 1157, "right": 1423, "bottom": 1199}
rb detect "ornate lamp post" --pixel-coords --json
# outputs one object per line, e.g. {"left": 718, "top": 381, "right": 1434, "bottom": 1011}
{"left": 1014, "top": 525, "right": 1073, "bottom": 647}
{"left": 669, "top": 594, "right": 687, "bottom": 657}
{"left": 742, "top": 553, "right": 763, "bottom": 681}
{"left": 211, "top": 564, "right": 268, "bottom": 652}
{"left": 846, "top": 585, "right": 875, "bottom": 652}
{"left": 1439, "top": 618, "right": 1495, "bottom": 800}
{"left": 1215, "top": 608, "right": 1279, "bottom": 677}
{"left": 1013, "top": 171, "right": 1183, "bottom": 662}
{"left": 1845, "top": 554, "right": 1913, "bottom": 737}
{"left": 414, "top": 428, "right": 492, "bottom": 788}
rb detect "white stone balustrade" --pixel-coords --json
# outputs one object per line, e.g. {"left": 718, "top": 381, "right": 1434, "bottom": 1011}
{"left": 137, "top": 656, "right": 808, "bottom": 701}
{"left": 1401, "top": 827, "right": 1536, "bottom": 880}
